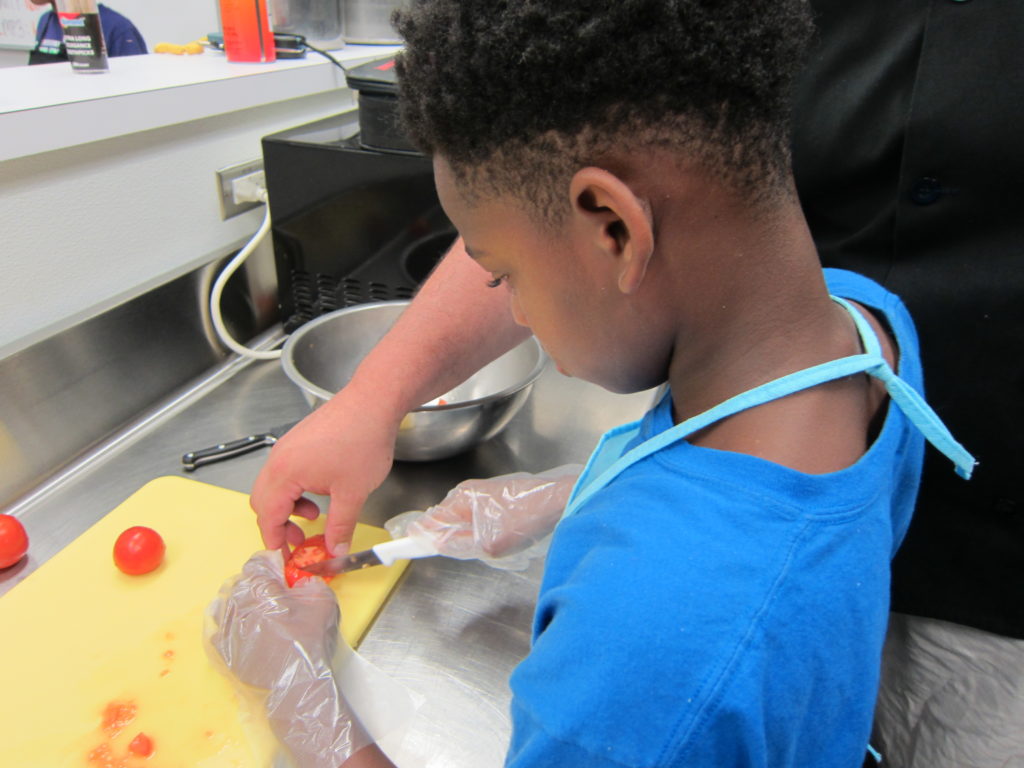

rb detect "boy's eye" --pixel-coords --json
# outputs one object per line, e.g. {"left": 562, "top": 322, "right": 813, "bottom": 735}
{"left": 486, "top": 274, "right": 509, "bottom": 288}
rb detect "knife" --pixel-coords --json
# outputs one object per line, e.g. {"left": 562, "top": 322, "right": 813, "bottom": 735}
{"left": 302, "top": 535, "right": 439, "bottom": 577}
{"left": 181, "top": 421, "right": 299, "bottom": 471}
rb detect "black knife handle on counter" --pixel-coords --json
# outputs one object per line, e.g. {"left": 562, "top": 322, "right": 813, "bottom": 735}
{"left": 182, "top": 422, "right": 299, "bottom": 471}
{"left": 181, "top": 433, "right": 280, "bottom": 471}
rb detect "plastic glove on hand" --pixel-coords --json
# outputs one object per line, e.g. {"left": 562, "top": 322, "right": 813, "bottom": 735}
{"left": 387, "top": 464, "right": 582, "bottom": 571}
{"left": 208, "top": 550, "right": 369, "bottom": 768}
{"left": 210, "top": 549, "right": 338, "bottom": 687}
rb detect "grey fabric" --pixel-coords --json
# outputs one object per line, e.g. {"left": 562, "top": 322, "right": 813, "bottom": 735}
{"left": 875, "top": 613, "right": 1024, "bottom": 768}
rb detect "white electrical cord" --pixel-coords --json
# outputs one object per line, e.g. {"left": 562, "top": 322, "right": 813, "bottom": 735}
{"left": 209, "top": 187, "right": 283, "bottom": 361}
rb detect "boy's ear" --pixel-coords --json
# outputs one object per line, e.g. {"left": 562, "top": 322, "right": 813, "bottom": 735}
{"left": 568, "top": 167, "right": 654, "bottom": 295}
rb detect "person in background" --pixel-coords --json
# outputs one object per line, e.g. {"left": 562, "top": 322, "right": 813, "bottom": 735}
{"left": 27, "top": 0, "right": 147, "bottom": 65}
{"left": 228, "top": 1, "right": 975, "bottom": 766}
{"left": 250, "top": 1, "right": 1022, "bottom": 766}
{"left": 791, "top": 2, "right": 1024, "bottom": 766}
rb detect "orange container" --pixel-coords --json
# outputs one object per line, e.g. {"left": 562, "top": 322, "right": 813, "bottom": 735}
{"left": 220, "top": 0, "right": 276, "bottom": 62}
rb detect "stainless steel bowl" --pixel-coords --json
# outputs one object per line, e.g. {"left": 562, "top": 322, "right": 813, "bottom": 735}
{"left": 281, "top": 301, "right": 547, "bottom": 461}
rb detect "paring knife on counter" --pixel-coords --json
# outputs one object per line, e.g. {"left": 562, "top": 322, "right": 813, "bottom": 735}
{"left": 181, "top": 421, "right": 300, "bottom": 472}
{"left": 302, "top": 536, "right": 439, "bottom": 577}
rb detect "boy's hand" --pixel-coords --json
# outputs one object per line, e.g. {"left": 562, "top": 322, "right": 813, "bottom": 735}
{"left": 208, "top": 550, "right": 339, "bottom": 687}
{"left": 207, "top": 550, "right": 370, "bottom": 767}
{"left": 386, "top": 464, "right": 582, "bottom": 570}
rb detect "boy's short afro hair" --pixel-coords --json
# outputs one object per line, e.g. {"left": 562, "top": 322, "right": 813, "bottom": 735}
{"left": 394, "top": 0, "right": 814, "bottom": 219}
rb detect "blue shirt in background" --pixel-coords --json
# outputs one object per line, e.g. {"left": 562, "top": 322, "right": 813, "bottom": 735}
{"left": 34, "top": 4, "right": 147, "bottom": 58}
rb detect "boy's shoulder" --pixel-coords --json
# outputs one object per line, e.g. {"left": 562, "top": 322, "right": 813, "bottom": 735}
{"left": 514, "top": 466, "right": 888, "bottom": 766}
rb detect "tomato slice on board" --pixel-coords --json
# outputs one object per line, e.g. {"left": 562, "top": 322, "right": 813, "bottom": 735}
{"left": 128, "top": 732, "right": 154, "bottom": 757}
{"left": 100, "top": 700, "right": 137, "bottom": 738}
{"left": 284, "top": 534, "right": 334, "bottom": 587}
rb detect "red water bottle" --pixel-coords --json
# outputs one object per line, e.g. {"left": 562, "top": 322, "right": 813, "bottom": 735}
{"left": 219, "top": 0, "right": 276, "bottom": 63}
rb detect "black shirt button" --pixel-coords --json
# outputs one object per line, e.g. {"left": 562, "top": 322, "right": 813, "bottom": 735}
{"left": 910, "top": 177, "right": 944, "bottom": 205}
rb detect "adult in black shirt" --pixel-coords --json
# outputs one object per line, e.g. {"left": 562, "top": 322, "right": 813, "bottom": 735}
{"left": 792, "top": 2, "right": 1024, "bottom": 765}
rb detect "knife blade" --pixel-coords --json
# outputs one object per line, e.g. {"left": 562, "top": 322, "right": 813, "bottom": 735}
{"left": 181, "top": 421, "right": 300, "bottom": 471}
{"left": 302, "top": 535, "right": 439, "bottom": 577}
{"left": 303, "top": 548, "right": 385, "bottom": 576}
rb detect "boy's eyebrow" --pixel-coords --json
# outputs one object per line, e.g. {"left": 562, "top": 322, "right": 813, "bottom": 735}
{"left": 464, "top": 244, "right": 486, "bottom": 260}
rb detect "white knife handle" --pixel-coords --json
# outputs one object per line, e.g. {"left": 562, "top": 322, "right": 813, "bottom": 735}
{"left": 371, "top": 536, "right": 438, "bottom": 566}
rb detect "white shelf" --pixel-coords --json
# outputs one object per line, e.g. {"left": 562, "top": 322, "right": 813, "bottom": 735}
{"left": 0, "top": 44, "right": 400, "bottom": 162}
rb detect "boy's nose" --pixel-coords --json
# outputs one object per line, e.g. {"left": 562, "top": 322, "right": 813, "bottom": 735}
{"left": 510, "top": 294, "right": 529, "bottom": 328}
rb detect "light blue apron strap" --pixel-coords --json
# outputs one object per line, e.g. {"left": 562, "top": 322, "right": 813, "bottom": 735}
{"left": 831, "top": 296, "right": 883, "bottom": 358}
{"left": 866, "top": 361, "right": 975, "bottom": 479}
{"left": 565, "top": 351, "right": 887, "bottom": 516}
{"left": 566, "top": 295, "right": 976, "bottom": 518}
{"left": 566, "top": 420, "right": 643, "bottom": 513}
{"left": 833, "top": 296, "right": 976, "bottom": 479}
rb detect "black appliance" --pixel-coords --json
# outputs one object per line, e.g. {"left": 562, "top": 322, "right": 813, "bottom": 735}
{"left": 261, "top": 57, "right": 455, "bottom": 332}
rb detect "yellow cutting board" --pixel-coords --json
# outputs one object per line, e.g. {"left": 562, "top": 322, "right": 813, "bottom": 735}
{"left": 0, "top": 476, "right": 408, "bottom": 767}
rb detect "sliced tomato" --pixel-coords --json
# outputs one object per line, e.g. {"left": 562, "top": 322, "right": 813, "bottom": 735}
{"left": 128, "top": 732, "right": 154, "bottom": 757}
{"left": 100, "top": 700, "right": 137, "bottom": 738}
{"left": 284, "top": 534, "right": 334, "bottom": 587}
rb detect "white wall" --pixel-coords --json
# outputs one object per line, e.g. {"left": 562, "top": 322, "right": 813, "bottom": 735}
{"left": 0, "top": 86, "right": 353, "bottom": 354}
{"left": 0, "top": 50, "right": 29, "bottom": 67}
{"left": 107, "top": 0, "right": 219, "bottom": 47}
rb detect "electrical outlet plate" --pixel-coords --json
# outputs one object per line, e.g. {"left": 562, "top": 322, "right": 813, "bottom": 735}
{"left": 216, "top": 158, "right": 265, "bottom": 220}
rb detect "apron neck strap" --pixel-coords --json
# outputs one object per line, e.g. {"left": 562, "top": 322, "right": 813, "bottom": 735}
{"left": 565, "top": 296, "right": 975, "bottom": 518}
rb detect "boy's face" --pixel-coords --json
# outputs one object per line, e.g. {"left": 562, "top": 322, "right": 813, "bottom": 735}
{"left": 433, "top": 156, "right": 659, "bottom": 392}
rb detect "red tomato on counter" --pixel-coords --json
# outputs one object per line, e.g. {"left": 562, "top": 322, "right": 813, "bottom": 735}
{"left": 112, "top": 526, "right": 165, "bottom": 575}
{"left": 284, "top": 534, "right": 334, "bottom": 587}
{"left": 0, "top": 513, "right": 29, "bottom": 569}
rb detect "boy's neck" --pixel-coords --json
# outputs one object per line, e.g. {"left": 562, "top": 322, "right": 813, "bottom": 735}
{"left": 653, "top": 181, "right": 851, "bottom": 425}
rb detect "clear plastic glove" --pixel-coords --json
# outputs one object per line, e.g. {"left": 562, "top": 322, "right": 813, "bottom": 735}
{"left": 207, "top": 550, "right": 370, "bottom": 768}
{"left": 386, "top": 464, "right": 582, "bottom": 571}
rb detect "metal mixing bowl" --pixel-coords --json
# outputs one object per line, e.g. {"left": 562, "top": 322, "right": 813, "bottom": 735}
{"left": 281, "top": 301, "right": 547, "bottom": 461}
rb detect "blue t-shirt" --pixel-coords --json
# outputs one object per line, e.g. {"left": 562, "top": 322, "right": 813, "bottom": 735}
{"left": 35, "top": 4, "right": 147, "bottom": 57}
{"left": 506, "top": 270, "right": 925, "bottom": 767}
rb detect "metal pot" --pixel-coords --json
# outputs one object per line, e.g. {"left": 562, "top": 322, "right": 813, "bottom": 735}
{"left": 342, "top": 0, "right": 408, "bottom": 44}
{"left": 281, "top": 301, "right": 548, "bottom": 461}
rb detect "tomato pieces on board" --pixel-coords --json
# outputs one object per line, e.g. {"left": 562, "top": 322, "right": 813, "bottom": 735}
{"left": 284, "top": 534, "right": 334, "bottom": 587}
{"left": 0, "top": 513, "right": 29, "bottom": 569}
{"left": 100, "top": 700, "right": 137, "bottom": 738}
{"left": 128, "top": 732, "right": 154, "bottom": 757}
{"left": 112, "top": 526, "right": 165, "bottom": 575}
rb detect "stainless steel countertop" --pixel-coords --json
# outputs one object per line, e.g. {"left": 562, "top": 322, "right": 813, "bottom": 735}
{"left": 2, "top": 354, "right": 653, "bottom": 767}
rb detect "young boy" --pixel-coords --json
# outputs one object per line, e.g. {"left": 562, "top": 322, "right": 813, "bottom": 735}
{"left": 394, "top": 1, "right": 972, "bottom": 765}
{"left": 221, "top": 1, "right": 974, "bottom": 766}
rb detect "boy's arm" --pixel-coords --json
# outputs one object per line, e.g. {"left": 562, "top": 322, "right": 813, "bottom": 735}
{"left": 250, "top": 237, "right": 530, "bottom": 555}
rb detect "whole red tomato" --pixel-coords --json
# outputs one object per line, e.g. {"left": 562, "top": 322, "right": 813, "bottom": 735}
{"left": 113, "top": 526, "right": 165, "bottom": 575}
{"left": 284, "top": 534, "right": 334, "bottom": 587}
{"left": 0, "top": 513, "right": 29, "bottom": 569}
